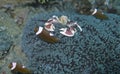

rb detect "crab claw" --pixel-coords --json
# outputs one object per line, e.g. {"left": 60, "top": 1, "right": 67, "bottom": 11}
{"left": 74, "top": 22, "right": 82, "bottom": 31}
{"left": 51, "top": 15, "right": 59, "bottom": 23}
{"left": 44, "top": 23, "right": 55, "bottom": 31}
{"left": 60, "top": 27, "right": 76, "bottom": 37}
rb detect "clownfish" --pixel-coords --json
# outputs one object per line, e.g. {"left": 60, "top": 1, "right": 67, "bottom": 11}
{"left": 8, "top": 62, "right": 32, "bottom": 74}
{"left": 34, "top": 26, "right": 59, "bottom": 43}
{"left": 91, "top": 8, "right": 108, "bottom": 20}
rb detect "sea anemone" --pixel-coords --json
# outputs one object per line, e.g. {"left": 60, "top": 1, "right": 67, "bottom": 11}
{"left": 22, "top": 12, "right": 120, "bottom": 74}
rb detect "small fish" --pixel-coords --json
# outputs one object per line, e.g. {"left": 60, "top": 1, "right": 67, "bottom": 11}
{"left": 91, "top": 8, "right": 108, "bottom": 20}
{"left": 8, "top": 62, "right": 32, "bottom": 74}
{"left": 34, "top": 26, "right": 59, "bottom": 43}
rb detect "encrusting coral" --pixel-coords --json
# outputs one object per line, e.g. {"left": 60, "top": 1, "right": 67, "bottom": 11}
{"left": 0, "top": 29, "right": 13, "bottom": 59}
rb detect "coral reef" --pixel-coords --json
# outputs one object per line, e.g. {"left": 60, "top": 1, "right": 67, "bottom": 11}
{"left": 0, "top": 0, "right": 34, "bottom": 7}
{"left": 37, "top": 0, "right": 49, "bottom": 4}
{"left": 0, "top": 15, "right": 13, "bottom": 59}
{"left": 22, "top": 12, "right": 120, "bottom": 74}
{"left": 0, "top": 10, "right": 29, "bottom": 74}
{"left": 75, "top": 0, "right": 120, "bottom": 15}
{"left": 94, "top": 0, "right": 120, "bottom": 14}
{"left": 0, "top": 0, "right": 120, "bottom": 74}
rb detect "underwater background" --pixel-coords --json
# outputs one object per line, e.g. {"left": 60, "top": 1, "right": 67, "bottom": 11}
{"left": 0, "top": 0, "right": 120, "bottom": 74}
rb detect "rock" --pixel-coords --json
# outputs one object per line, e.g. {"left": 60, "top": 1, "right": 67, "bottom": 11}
{"left": 13, "top": 7, "right": 29, "bottom": 26}
{"left": 0, "top": 26, "right": 6, "bottom": 32}
{"left": 0, "top": 31, "right": 13, "bottom": 59}
{"left": 0, "top": 0, "right": 34, "bottom": 8}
